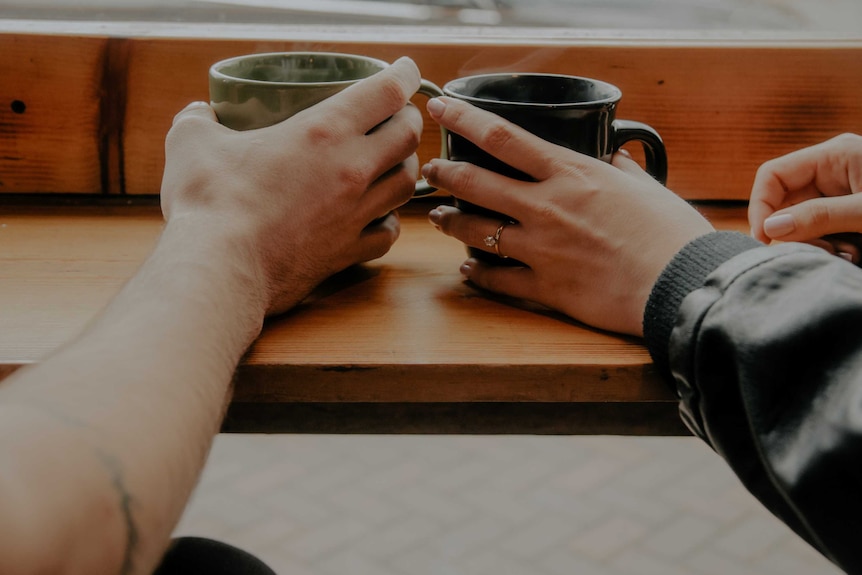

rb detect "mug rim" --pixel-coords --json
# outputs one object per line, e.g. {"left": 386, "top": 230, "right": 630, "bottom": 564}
{"left": 442, "top": 73, "right": 622, "bottom": 108}
{"left": 209, "top": 51, "right": 390, "bottom": 87}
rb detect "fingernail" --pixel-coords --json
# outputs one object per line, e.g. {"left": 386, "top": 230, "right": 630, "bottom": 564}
{"left": 617, "top": 148, "right": 632, "bottom": 158}
{"left": 763, "top": 214, "right": 796, "bottom": 238}
{"left": 428, "top": 207, "right": 442, "bottom": 226}
{"left": 460, "top": 261, "right": 472, "bottom": 276}
{"left": 421, "top": 162, "right": 433, "bottom": 180}
{"left": 839, "top": 251, "right": 854, "bottom": 262}
{"left": 427, "top": 98, "right": 446, "bottom": 118}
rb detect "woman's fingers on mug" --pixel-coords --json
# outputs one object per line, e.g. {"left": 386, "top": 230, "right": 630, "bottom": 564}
{"left": 422, "top": 159, "right": 527, "bottom": 217}
{"left": 429, "top": 205, "right": 524, "bottom": 260}
{"left": 761, "top": 194, "right": 862, "bottom": 241}
{"left": 426, "top": 97, "right": 558, "bottom": 182}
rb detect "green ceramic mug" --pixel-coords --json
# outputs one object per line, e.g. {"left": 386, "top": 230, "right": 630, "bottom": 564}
{"left": 209, "top": 51, "right": 446, "bottom": 196}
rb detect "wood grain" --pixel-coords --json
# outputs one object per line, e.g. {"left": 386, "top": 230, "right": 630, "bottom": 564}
{"left": 1, "top": 21, "right": 860, "bottom": 200}
{"left": 0, "top": 201, "right": 749, "bottom": 433}
{"left": 0, "top": 33, "right": 106, "bottom": 194}
{"left": 123, "top": 39, "right": 862, "bottom": 200}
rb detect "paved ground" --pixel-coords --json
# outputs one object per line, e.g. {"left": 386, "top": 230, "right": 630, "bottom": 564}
{"left": 174, "top": 434, "right": 843, "bottom": 574}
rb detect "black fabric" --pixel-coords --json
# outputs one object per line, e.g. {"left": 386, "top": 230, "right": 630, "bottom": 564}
{"left": 153, "top": 537, "right": 277, "bottom": 575}
{"left": 644, "top": 240, "right": 862, "bottom": 573}
{"left": 643, "top": 231, "right": 762, "bottom": 380}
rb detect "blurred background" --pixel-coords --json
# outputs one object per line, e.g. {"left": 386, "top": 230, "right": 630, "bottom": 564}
{"left": 1, "top": 0, "right": 860, "bottom": 31}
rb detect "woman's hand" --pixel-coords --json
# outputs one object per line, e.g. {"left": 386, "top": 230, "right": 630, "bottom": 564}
{"left": 160, "top": 57, "right": 424, "bottom": 315}
{"left": 423, "top": 96, "right": 714, "bottom": 337}
{"left": 748, "top": 133, "right": 862, "bottom": 262}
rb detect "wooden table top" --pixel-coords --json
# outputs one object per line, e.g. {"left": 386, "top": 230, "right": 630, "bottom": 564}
{"left": 0, "top": 199, "right": 749, "bottom": 434}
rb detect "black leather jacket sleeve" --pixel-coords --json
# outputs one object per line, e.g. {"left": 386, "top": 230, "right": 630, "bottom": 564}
{"left": 644, "top": 231, "right": 862, "bottom": 574}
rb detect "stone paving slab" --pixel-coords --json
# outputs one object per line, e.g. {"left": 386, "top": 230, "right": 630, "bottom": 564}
{"left": 174, "top": 435, "right": 843, "bottom": 574}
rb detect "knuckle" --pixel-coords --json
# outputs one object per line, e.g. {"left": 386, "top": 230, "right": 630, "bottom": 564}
{"left": 556, "top": 158, "right": 591, "bottom": 181}
{"left": 434, "top": 209, "right": 455, "bottom": 235}
{"left": 754, "top": 158, "right": 779, "bottom": 179}
{"left": 806, "top": 203, "right": 833, "bottom": 229}
{"left": 338, "top": 163, "right": 371, "bottom": 190}
{"left": 444, "top": 101, "right": 466, "bottom": 127}
{"left": 303, "top": 121, "right": 342, "bottom": 147}
{"left": 380, "top": 76, "right": 409, "bottom": 110}
{"left": 480, "top": 120, "right": 514, "bottom": 151}
{"left": 165, "top": 115, "right": 210, "bottom": 147}
{"left": 401, "top": 114, "right": 422, "bottom": 151}
{"left": 394, "top": 165, "right": 418, "bottom": 200}
{"left": 449, "top": 162, "right": 479, "bottom": 193}
{"left": 533, "top": 199, "right": 564, "bottom": 226}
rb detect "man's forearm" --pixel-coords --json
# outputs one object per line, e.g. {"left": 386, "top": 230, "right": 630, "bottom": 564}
{"left": 0, "top": 217, "right": 266, "bottom": 575}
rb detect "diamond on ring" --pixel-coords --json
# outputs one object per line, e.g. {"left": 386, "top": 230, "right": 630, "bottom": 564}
{"left": 484, "top": 235, "right": 498, "bottom": 248}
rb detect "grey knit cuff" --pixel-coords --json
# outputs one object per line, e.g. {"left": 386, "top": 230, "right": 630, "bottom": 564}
{"left": 643, "top": 231, "right": 764, "bottom": 380}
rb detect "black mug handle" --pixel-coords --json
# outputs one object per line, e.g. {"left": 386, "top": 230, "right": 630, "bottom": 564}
{"left": 612, "top": 119, "right": 668, "bottom": 185}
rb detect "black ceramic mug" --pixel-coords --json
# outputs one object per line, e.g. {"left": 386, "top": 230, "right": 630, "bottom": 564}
{"left": 439, "top": 73, "right": 668, "bottom": 265}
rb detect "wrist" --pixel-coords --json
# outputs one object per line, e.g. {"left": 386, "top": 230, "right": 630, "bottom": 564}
{"left": 160, "top": 213, "right": 270, "bottom": 341}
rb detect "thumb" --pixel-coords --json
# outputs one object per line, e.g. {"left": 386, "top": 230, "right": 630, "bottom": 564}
{"left": 763, "top": 194, "right": 862, "bottom": 241}
{"left": 171, "top": 101, "right": 218, "bottom": 126}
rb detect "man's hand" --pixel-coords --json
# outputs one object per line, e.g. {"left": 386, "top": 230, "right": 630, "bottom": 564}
{"left": 162, "top": 57, "right": 425, "bottom": 314}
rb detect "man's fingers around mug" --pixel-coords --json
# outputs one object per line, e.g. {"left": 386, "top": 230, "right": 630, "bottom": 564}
{"left": 429, "top": 205, "right": 525, "bottom": 261}
{"left": 363, "top": 103, "right": 423, "bottom": 182}
{"left": 166, "top": 102, "right": 223, "bottom": 154}
{"left": 364, "top": 155, "right": 420, "bottom": 221}
{"left": 172, "top": 101, "right": 218, "bottom": 126}
{"left": 330, "top": 57, "right": 421, "bottom": 135}
{"left": 356, "top": 212, "right": 402, "bottom": 262}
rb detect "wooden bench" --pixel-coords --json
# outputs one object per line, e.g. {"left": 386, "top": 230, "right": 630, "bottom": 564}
{"left": 2, "top": 21, "right": 860, "bottom": 434}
